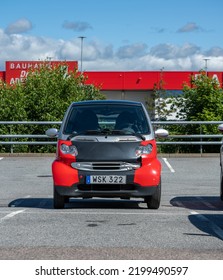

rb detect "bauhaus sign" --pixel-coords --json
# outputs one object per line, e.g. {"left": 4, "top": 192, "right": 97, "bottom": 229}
{"left": 5, "top": 61, "right": 78, "bottom": 85}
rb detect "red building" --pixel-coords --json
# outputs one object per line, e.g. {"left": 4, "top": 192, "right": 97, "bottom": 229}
{"left": 1, "top": 60, "right": 223, "bottom": 105}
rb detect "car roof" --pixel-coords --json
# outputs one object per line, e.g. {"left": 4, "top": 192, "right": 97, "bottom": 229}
{"left": 70, "top": 100, "right": 143, "bottom": 107}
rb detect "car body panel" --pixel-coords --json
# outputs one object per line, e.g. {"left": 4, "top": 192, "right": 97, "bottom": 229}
{"left": 47, "top": 100, "right": 167, "bottom": 208}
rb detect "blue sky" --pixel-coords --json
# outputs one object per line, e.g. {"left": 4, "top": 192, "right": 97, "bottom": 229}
{"left": 0, "top": 0, "right": 223, "bottom": 71}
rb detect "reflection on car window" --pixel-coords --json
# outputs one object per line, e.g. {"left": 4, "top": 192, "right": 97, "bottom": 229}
{"left": 63, "top": 104, "right": 150, "bottom": 134}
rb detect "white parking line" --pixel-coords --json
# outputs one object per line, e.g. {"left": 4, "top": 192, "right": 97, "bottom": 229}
{"left": 20, "top": 210, "right": 184, "bottom": 216}
{"left": 162, "top": 157, "right": 175, "bottom": 173}
{"left": 0, "top": 209, "right": 25, "bottom": 223}
{"left": 190, "top": 211, "right": 223, "bottom": 240}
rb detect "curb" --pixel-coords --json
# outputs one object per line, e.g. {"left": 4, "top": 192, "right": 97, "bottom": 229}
{"left": 159, "top": 153, "right": 219, "bottom": 158}
{"left": 0, "top": 153, "right": 55, "bottom": 157}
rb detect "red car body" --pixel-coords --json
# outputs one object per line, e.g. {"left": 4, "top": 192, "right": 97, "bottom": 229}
{"left": 46, "top": 100, "right": 168, "bottom": 209}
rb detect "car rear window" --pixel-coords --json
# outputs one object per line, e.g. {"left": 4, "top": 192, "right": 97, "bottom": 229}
{"left": 63, "top": 104, "right": 150, "bottom": 135}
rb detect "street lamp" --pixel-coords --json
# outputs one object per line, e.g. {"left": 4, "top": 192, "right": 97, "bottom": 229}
{"left": 78, "top": 36, "right": 86, "bottom": 72}
{"left": 203, "top": 58, "right": 210, "bottom": 76}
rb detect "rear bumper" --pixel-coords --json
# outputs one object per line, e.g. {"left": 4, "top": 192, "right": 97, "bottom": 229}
{"left": 55, "top": 184, "right": 158, "bottom": 199}
{"left": 52, "top": 158, "right": 161, "bottom": 198}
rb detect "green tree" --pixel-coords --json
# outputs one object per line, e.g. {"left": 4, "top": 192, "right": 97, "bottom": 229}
{"left": 176, "top": 71, "right": 223, "bottom": 122}
{"left": 0, "top": 62, "right": 105, "bottom": 153}
{"left": 147, "top": 70, "right": 176, "bottom": 121}
{"left": 23, "top": 62, "right": 105, "bottom": 122}
{"left": 0, "top": 81, "right": 28, "bottom": 152}
{"left": 171, "top": 70, "right": 223, "bottom": 152}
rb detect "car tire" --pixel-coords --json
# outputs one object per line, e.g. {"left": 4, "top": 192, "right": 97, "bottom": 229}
{"left": 220, "top": 169, "right": 223, "bottom": 201}
{"left": 54, "top": 188, "right": 65, "bottom": 209}
{"left": 145, "top": 179, "right": 161, "bottom": 209}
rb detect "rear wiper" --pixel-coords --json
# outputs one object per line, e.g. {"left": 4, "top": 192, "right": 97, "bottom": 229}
{"left": 132, "top": 133, "right": 146, "bottom": 141}
{"left": 68, "top": 129, "right": 146, "bottom": 141}
{"left": 67, "top": 129, "right": 107, "bottom": 140}
{"left": 111, "top": 130, "right": 146, "bottom": 141}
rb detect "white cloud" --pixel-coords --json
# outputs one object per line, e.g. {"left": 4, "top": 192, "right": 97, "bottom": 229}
{"left": 116, "top": 43, "right": 147, "bottom": 59}
{"left": 205, "top": 47, "right": 223, "bottom": 57}
{"left": 62, "top": 21, "right": 92, "bottom": 32}
{"left": 0, "top": 30, "right": 58, "bottom": 67}
{"left": 177, "top": 22, "right": 203, "bottom": 33}
{"left": 150, "top": 43, "right": 200, "bottom": 59}
{"left": 0, "top": 28, "right": 223, "bottom": 71}
{"left": 5, "top": 18, "right": 33, "bottom": 34}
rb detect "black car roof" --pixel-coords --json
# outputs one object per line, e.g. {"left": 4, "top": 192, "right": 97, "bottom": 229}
{"left": 71, "top": 100, "right": 143, "bottom": 107}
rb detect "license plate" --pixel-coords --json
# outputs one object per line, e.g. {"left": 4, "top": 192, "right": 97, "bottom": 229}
{"left": 86, "top": 175, "right": 126, "bottom": 184}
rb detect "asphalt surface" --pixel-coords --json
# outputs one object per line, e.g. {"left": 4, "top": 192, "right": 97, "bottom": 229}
{"left": 0, "top": 155, "right": 223, "bottom": 259}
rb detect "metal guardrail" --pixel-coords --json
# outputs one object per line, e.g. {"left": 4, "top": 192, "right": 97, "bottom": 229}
{"left": 153, "top": 120, "right": 223, "bottom": 146}
{"left": 0, "top": 121, "right": 223, "bottom": 152}
{"left": 0, "top": 121, "right": 61, "bottom": 146}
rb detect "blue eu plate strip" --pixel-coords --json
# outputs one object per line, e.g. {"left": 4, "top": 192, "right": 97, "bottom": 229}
{"left": 86, "top": 176, "right": 90, "bottom": 184}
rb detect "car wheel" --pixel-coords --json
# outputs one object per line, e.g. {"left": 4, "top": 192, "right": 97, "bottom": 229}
{"left": 54, "top": 188, "right": 65, "bottom": 209}
{"left": 220, "top": 169, "right": 223, "bottom": 201}
{"left": 145, "top": 179, "right": 161, "bottom": 209}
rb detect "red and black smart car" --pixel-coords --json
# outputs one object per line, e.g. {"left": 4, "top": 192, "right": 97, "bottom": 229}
{"left": 46, "top": 100, "right": 168, "bottom": 209}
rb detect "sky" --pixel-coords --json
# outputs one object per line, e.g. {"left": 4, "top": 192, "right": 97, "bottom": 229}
{"left": 0, "top": 0, "right": 223, "bottom": 71}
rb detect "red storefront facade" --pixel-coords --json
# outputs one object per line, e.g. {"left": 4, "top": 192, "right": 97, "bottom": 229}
{"left": 1, "top": 61, "right": 223, "bottom": 103}
{"left": 84, "top": 70, "right": 223, "bottom": 90}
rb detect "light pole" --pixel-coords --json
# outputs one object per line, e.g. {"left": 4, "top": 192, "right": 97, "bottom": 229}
{"left": 78, "top": 36, "right": 86, "bottom": 72}
{"left": 203, "top": 58, "right": 210, "bottom": 76}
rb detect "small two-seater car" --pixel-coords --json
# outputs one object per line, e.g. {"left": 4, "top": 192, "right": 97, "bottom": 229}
{"left": 46, "top": 100, "right": 168, "bottom": 209}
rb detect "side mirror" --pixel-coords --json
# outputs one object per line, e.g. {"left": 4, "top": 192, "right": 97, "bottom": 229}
{"left": 45, "top": 128, "right": 58, "bottom": 138}
{"left": 155, "top": 128, "right": 169, "bottom": 138}
{"left": 218, "top": 124, "right": 223, "bottom": 133}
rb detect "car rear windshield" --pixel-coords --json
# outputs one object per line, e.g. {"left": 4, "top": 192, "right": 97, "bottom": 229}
{"left": 63, "top": 104, "right": 151, "bottom": 135}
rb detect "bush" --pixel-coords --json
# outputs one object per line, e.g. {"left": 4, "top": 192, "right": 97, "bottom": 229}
{"left": 0, "top": 62, "right": 105, "bottom": 153}
{"left": 161, "top": 71, "right": 223, "bottom": 153}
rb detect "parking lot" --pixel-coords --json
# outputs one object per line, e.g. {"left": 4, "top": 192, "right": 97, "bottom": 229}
{"left": 0, "top": 155, "right": 222, "bottom": 259}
